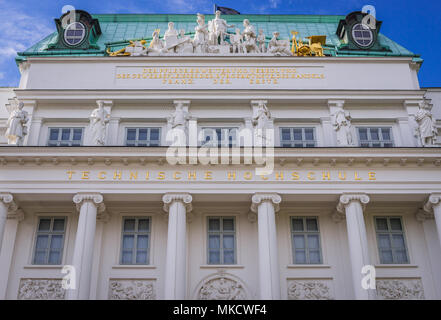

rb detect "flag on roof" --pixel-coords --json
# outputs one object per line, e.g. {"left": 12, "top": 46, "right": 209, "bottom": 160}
{"left": 214, "top": 4, "right": 240, "bottom": 15}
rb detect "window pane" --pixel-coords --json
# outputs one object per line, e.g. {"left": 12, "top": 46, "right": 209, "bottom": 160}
{"left": 138, "top": 129, "right": 148, "bottom": 141}
{"left": 136, "top": 251, "right": 147, "bottom": 264}
{"left": 122, "top": 251, "right": 132, "bottom": 264}
{"left": 73, "top": 129, "right": 82, "bottom": 141}
{"left": 224, "top": 250, "right": 235, "bottom": 264}
{"left": 293, "top": 235, "right": 305, "bottom": 249}
{"left": 49, "top": 129, "right": 59, "bottom": 141}
{"left": 304, "top": 129, "right": 314, "bottom": 141}
{"left": 392, "top": 234, "right": 405, "bottom": 249}
{"left": 381, "top": 128, "right": 391, "bottom": 141}
{"left": 34, "top": 251, "right": 46, "bottom": 264}
{"left": 208, "top": 219, "right": 220, "bottom": 231}
{"left": 307, "top": 235, "right": 319, "bottom": 249}
{"left": 395, "top": 250, "right": 408, "bottom": 264}
{"left": 138, "top": 219, "right": 149, "bottom": 232}
{"left": 306, "top": 218, "right": 318, "bottom": 231}
{"left": 137, "top": 235, "right": 149, "bottom": 250}
{"left": 123, "top": 235, "right": 134, "bottom": 250}
{"left": 53, "top": 219, "right": 65, "bottom": 231}
{"left": 150, "top": 129, "right": 160, "bottom": 141}
{"left": 61, "top": 129, "right": 71, "bottom": 140}
{"left": 358, "top": 128, "right": 368, "bottom": 141}
{"left": 223, "top": 219, "right": 234, "bottom": 231}
{"left": 376, "top": 218, "right": 388, "bottom": 231}
{"left": 223, "top": 235, "right": 234, "bottom": 249}
{"left": 50, "top": 235, "right": 63, "bottom": 249}
{"left": 390, "top": 218, "right": 403, "bottom": 231}
{"left": 281, "top": 129, "right": 291, "bottom": 141}
{"left": 123, "top": 219, "right": 136, "bottom": 232}
{"left": 295, "top": 250, "right": 306, "bottom": 264}
{"left": 293, "top": 129, "right": 302, "bottom": 140}
{"left": 38, "top": 219, "right": 51, "bottom": 231}
{"left": 36, "top": 235, "right": 49, "bottom": 249}
{"left": 209, "top": 235, "right": 220, "bottom": 249}
{"left": 309, "top": 250, "right": 321, "bottom": 264}
{"left": 48, "top": 251, "right": 61, "bottom": 264}
{"left": 380, "top": 250, "right": 393, "bottom": 264}
{"left": 370, "top": 129, "right": 379, "bottom": 141}
{"left": 209, "top": 251, "right": 220, "bottom": 264}
{"left": 292, "top": 219, "right": 304, "bottom": 232}
{"left": 378, "top": 234, "right": 391, "bottom": 249}
{"left": 127, "top": 129, "right": 136, "bottom": 141}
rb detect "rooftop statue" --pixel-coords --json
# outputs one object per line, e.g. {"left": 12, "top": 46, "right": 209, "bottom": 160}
{"left": 242, "top": 19, "right": 259, "bottom": 54}
{"left": 193, "top": 13, "right": 209, "bottom": 54}
{"left": 176, "top": 29, "right": 194, "bottom": 54}
{"left": 5, "top": 100, "right": 28, "bottom": 146}
{"left": 208, "top": 10, "right": 235, "bottom": 45}
{"left": 268, "top": 32, "right": 293, "bottom": 56}
{"left": 107, "top": 40, "right": 147, "bottom": 57}
{"left": 147, "top": 30, "right": 167, "bottom": 55}
{"left": 257, "top": 29, "right": 267, "bottom": 53}
{"left": 164, "top": 22, "right": 179, "bottom": 53}
{"left": 230, "top": 29, "right": 244, "bottom": 53}
{"left": 332, "top": 107, "right": 354, "bottom": 147}
{"left": 415, "top": 99, "right": 438, "bottom": 147}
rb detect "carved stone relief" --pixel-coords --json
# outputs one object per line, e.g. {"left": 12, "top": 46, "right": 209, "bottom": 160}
{"left": 198, "top": 275, "right": 247, "bottom": 300}
{"left": 108, "top": 279, "right": 156, "bottom": 300}
{"left": 376, "top": 279, "right": 425, "bottom": 300}
{"left": 287, "top": 280, "right": 333, "bottom": 300}
{"left": 18, "top": 279, "right": 65, "bottom": 300}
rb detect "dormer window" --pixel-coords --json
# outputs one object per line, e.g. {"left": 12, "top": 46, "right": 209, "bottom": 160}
{"left": 351, "top": 23, "right": 374, "bottom": 47}
{"left": 64, "top": 22, "right": 86, "bottom": 46}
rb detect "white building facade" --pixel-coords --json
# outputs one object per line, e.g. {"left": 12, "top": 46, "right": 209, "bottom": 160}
{"left": 0, "top": 10, "right": 441, "bottom": 300}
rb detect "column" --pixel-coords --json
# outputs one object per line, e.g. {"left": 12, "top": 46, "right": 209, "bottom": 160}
{"left": 0, "top": 193, "right": 17, "bottom": 251}
{"left": 424, "top": 194, "right": 441, "bottom": 249}
{"left": 66, "top": 193, "right": 105, "bottom": 300}
{"left": 162, "top": 193, "right": 192, "bottom": 300}
{"left": 0, "top": 194, "right": 23, "bottom": 299}
{"left": 251, "top": 193, "right": 281, "bottom": 300}
{"left": 336, "top": 193, "right": 375, "bottom": 300}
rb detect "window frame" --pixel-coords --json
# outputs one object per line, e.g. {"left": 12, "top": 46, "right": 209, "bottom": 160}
{"left": 374, "top": 216, "right": 410, "bottom": 265}
{"left": 290, "top": 216, "right": 323, "bottom": 265}
{"left": 279, "top": 127, "right": 317, "bottom": 148}
{"left": 119, "top": 216, "right": 152, "bottom": 265}
{"left": 64, "top": 22, "right": 87, "bottom": 47}
{"left": 47, "top": 127, "right": 84, "bottom": 146}
{"left": 356, "top": 127, "right": 394, "bottom": 148}
{"left": 32, "top": 216, "right": 67, "bottom": 265}
{"left": 351, "top": 23, "right": 374, "bottom": 48}
{"left": 206, "top": 216, "right": 237, "bottom": 265}
{"left": 124, "top": 127, "right": 161, "bottom": 147}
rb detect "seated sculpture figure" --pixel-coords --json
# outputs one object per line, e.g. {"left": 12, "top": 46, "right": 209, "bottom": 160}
{"left": 164, "top": 22, "right": 179, "bottom": 52}
{"left": 176, "top": 29, "right": 194, "bottom": 54}
{"left": 147, "top": 30, "right": 167, "bottom": 55}
{"left": 193, "top": 13, "right": 209, "bottom": 53}
{"left": 268, "top": 31, "right": 292, "bottom": 56}
{"left": 242, "top": 19, "right": 259, "bottom": 54}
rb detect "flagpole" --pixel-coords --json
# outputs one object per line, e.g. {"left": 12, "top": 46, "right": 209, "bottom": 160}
{"left": 214, "top": 4, "right": 216, "bottom": 14}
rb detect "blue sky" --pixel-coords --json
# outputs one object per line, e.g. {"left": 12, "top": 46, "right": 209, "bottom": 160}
{"left": 0, "top": 0, "right": 440, "bottom": 87}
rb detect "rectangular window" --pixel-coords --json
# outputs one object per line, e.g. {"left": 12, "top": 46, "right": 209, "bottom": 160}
{"left": 207, "top": 217, "right": 236, "bottom": 265}
{"left": 202, "top": 128, "right": 238, "bottom": 147}
{"left": 48, "top": 128, "right": 84, "bottom": 146}
{"left": 375, "top": 217, "right": 409, "bottom": 264}
{"left": 357, "top": 127, "right": 393, "bottom": 147}
{"left": 33, "top": 217, "right": 66, "bottom": 265}
{"left": 125, "top": 128, "right": 160, "bottom": 146}
{"left": 120, "top": 217, "right": 151, "bottom": 265}
{"left": 291, "top": 217, "right": 322, "bottom": 264}
{"left": 280, "top": 128, "right": 316, "bottom": 147}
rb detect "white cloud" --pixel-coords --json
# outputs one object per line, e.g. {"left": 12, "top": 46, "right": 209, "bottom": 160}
{"left": 269, "top": 0, "right": 281, "bottom": 9}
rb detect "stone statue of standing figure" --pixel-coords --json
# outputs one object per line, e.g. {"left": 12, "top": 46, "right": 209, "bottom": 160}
{"left": 89, "top": 100, "right": 110, "bottom": 146}
{"left": 332, "top": 107, "right": 354, "bottom": 146}
{"left": 5, "top": 100, "right": 29, "bottom": 146}
{"left": 208, "top": 10, "right": 234, "bottom": 45}
{"left": 193, "top": 13, "right": 209, "bottom": 53}
{"left": 253, "top": 101, "right": 273, "bottom": 144}
{"left": 415, "top": 99, "right": 438, "bottom": 147}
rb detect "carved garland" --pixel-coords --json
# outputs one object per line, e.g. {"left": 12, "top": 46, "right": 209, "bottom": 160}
{"left": 198, "top": 275, "right": 247, "bottom": 300}
{"left": 18, "top": 279, "right": 65, "bottom": 300}
{"left": 287, "top": 280, "right": 333, "bottom": 300}
{"left": 376, "top": 279, "right": 425, "bottom": 300}
{"left": 108, "top": 279, "right": 156, "bottom": 300}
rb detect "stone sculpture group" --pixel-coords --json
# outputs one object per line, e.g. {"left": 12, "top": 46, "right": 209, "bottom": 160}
{"left": 111, "top": 11, "right": 293, "bottom": 57}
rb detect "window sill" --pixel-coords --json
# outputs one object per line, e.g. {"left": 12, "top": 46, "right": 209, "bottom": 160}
{"left": 374, "top": 264, "right": 418, "bottom": 269}
{"left": 24, "top": 265, "right": 64, "bottom": 269}
{"left": 287, "top": 264, "right": 331, "bottom": 269}
{"left": 112, "top": 265, "right": 157, "bottom": 269}
{"left": 200, "top": 265, "right": 245, "bottom": 269}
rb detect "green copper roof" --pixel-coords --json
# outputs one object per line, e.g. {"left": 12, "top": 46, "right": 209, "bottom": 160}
{"left": 16, "top": 14, "right": 419, "bottom": 62}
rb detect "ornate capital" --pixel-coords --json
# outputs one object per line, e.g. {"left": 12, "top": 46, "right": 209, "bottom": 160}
{"left": 416, "top": 209, "right": 434, "bottom": 222}
{"left": 162, "top": 193, "right": 193, "bottom": 213}
{"left": 73, "top": 193, "right": 105, "bottom": 213}
{"left": 251, "top": 193, "right": 282, "bottom": 213}
{"left": 0, "top": 192, "right": 18, "bottom": 212}
{"left": 336, "top": 193, "right": 370, "bottom": 214}
{"left": 423, "top": 193, "right": 441, "bottom": 213}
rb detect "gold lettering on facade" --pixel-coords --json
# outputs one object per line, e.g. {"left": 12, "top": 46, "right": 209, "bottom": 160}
{"left": 98, "top": 171, "right": 107, "bottom": 180}
{"left": 81, "top": 171, "right": 90, "bottom": 180}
